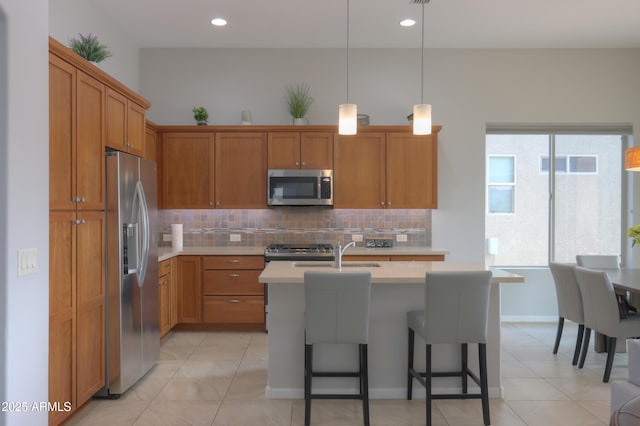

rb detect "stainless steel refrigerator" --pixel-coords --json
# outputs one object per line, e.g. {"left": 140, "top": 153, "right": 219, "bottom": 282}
{"left": 98, "top": 151, "right": 159, "bottom": 397}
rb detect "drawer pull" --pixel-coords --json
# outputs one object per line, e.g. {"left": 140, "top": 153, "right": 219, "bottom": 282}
{"left": 227, "top": 259, "right": 240, "bottom": 264}
{"left": 228, "top": 273, "right": 241, "bottom": 278}
{"left": 226, "top": 299, "right": 241, "bottom": 303}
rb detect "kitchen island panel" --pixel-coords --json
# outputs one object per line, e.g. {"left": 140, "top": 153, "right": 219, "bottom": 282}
{"left": 261, "top": 261, "right": 520, "bottom": 399}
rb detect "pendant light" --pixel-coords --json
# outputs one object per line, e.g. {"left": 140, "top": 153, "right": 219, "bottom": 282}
{"left": 625, "top": 147, "right": 640, "bottom": 171}
{"left": 338, "top": 0, "right": 357, "bottom": 135}
{"left": 413, "top": 0, "right": 432, "bottom": 135}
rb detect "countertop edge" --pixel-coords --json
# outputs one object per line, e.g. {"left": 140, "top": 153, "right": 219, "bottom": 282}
{"left": 158, "top": 246, "right": 450, "bottom": 262}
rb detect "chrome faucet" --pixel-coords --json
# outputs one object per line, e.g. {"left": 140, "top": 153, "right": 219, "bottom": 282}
{"left": 335, "top": 240, "right": 356, "bottom": 270}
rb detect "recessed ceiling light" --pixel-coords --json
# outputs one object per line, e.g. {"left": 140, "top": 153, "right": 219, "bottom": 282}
{"left": 211, "top": 17, "right": 227, "bottom": 27}
{"left": 400, "top": 18, "right": 416, "bottom": 27}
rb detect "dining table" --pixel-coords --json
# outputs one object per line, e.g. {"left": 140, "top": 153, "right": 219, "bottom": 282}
{"left": 599, "top": 268, "right": 640, "bottom": 294}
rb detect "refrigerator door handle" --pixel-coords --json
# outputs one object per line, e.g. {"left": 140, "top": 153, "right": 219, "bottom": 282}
{"left": 135, "top": 180, "right": 150, "bottom": 287}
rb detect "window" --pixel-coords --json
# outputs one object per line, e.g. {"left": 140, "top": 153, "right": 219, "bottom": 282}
{"left": 488, "top": 156, "right": 515, "bottom": 214}
{"left": 486, "top": 128, "right": 628, "bottom": 266}
{"left": 540, "top": 155, "right": 597, "bottom": 174}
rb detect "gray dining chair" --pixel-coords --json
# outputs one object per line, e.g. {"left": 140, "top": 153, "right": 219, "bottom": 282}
{"left": 304, "top": 271, "right": 372, "bottom": 426}
{"left": 549, "top": 262, "right": 585, "bottom": 365}
{"left": 407, "top": 270, "right": 492, "bottom": 426}
{"left": 573, "top": 266, "right": 640, "bottom": 382}
{"left": 576, "top": 254, "right": 631, "bottom": 352}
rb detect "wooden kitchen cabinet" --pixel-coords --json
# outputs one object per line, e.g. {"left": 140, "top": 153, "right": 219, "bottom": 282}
{"left": 75, "top": 211, "right": 106, "bottom": 405}
{"left": 49, "top": 54, "right": 105, "bottom": 211}
{"left": 144, "top": 121, "right": 159, "bottom": 163}
{"left": 334, "top": 132, "right": 386, "bottom": 208}
{"left": 49, "top": 210, "right": 105, "bottom": 424}
{"left": 202, "top": 256, "right": 265, "bottom": 326}
{"left": 267, "top": 131, "right": 333, "bottom": 169}
{"left": 161, "top": 132, "right": 215, "bottom": 209}
{"left": 170, "top": 257, "right": 178, "bottom": 328}
{"left": 215, "top": 132, "right": 267, "bottom": 208}
{"left": 49, "top": 48, "right": 108, "bottom": 425}
{"left": 177, "top": 256, "right": 202, "bottom": 323}
{"left": 49, "top": 37, "right": 150, "bottom": 426}
{"left": 386, "top": 132, "right": 438, "bottom": 209}
{"left": 105, "top": 87, "right": 146, "bottom": 157}
{"left": 158, "top": 259, "right": 172, "bottom": 337}
{"left": 334, "top": 130, "right": 439, "bottom": 209}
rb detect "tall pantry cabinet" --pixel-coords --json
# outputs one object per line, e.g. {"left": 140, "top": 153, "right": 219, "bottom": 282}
{"left": 48, "top": 37, "right": 150, "bottom": 425}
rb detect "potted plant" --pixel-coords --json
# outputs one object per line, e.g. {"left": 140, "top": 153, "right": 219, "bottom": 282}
{"left": 286, "top": 84, "right": 314, "bottom": 124}
{"left": 192, "top": 106, "right": 209, "bottom": 125}
{"left": 68, "top": 33, "right": 112, "bottom": 63}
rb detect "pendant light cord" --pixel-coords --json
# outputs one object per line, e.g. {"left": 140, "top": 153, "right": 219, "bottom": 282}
{"left": 420, "top": 2, "right": 425, "bottom": 104}
{"left": 346, "top": 0, "right": 350, "bottom": 104}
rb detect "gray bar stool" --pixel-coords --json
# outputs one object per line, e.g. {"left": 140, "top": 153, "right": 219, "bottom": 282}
{"left": 407, "top": 270, "right": 493, "bottom": 426}
{"left": 304, "top": 271, "right": 372, "bottom": 426}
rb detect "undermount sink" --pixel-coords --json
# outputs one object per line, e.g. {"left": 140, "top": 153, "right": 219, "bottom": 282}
{"left": 292, "top": 262, "right": 381, "bottom": 268}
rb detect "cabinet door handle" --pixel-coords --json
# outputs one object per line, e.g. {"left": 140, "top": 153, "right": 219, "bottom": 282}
{"left": 73, "top": 196, "right": 82, "bottom": 203}
{"left": 227, "top": 259, "right": 240, "bottom": 264}
{"left": 209, "top": 201, "right": 214, "bottom": 206}
{"left": 301, "top": 161, "right": 306, "bottom": 167}
{"left": 216, "top": 201, "right": 220, "bottom": 206}
{"left": 80, "top": 197, "right": 86, "bottom": 202}
{"left": 73, "top": 219, "right": 86, "bottom": 225}
{"left": 226, "top": 299, "right": 240, "bottom": 303}
{"left": 228, "top": 273, "right": 241, "bottom": 278}
{"left": 387, "top": 201, "right": 392, "bottom": 206}
{"left": 295, "top": 161, "right": 299, "bottom": 166}
{"left": 380, "top": 201, "right": 385, "bottom": 206}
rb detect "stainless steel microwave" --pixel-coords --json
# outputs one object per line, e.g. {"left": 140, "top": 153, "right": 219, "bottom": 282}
{"left": 267, "top": 169, "right": 333, "bottom": 206}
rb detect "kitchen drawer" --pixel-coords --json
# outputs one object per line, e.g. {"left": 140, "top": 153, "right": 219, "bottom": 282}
{"left": 203, "top": 296, "right": 264, "bottom": 323}
{"left": 202, "top": 255, "right": 264, "bottom": 270}
{"left": 203, "top": 270, "right": 263, "bottom": 295}
{"left": 159, "top": 259, "right": 171, "bottom": 276}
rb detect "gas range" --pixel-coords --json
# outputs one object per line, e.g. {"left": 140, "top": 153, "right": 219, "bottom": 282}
{"left": 264, "top": 243, "right": 335, "bottom": 262}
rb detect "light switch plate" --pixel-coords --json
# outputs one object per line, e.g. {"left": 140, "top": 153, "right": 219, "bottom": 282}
{"left": 351, "top": 234, "right": 363, "bottom": 242}
{"left": 230, "top": 234, "right": 241, "bottom": 242}
{"left": 18, "top": 248, "right": 38, "bottom": 277}
{"left": 396, "top": 234, "right": 408, "bottom": 242}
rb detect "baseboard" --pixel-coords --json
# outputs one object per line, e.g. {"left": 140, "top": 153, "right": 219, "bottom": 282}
{"left": 501, "top": 315, "right": 557, "bottom": 323}
{"left": 265, "top": 386, "right": 503, "bottom": 399}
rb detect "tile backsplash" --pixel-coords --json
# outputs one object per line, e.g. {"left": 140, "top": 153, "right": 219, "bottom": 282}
{"left": 159, "top": 208, "right": 431, "bottom": 247}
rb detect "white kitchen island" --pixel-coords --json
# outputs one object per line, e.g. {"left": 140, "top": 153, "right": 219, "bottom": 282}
{"left": 258, "top": 261, "right": 523, "bottom": 399}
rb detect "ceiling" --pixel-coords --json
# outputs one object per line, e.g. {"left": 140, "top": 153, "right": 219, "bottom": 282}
{"left": 89, "top": 0, "right": 640, "bottom": 49}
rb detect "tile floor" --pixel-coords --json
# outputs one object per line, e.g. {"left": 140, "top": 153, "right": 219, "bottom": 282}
{"left": 66, "top": 322, "right": 623, "bottom": 425}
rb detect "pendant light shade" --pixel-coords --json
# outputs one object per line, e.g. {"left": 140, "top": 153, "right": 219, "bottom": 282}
{"left": 625, "top": 147, "right": 640, "bottom": 171}
{"left": 413, "top": 104, "right": 432, "bottom": 135}
{"left": 339, "top": 103, "right": 357, "bottom": 135}
{"left": 338, "top": 0, "right": 357, "bottom": 135}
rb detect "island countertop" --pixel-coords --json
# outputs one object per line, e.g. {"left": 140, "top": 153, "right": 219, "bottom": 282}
{"left": 259, "top": 260, "right": 523, "bottom": 284}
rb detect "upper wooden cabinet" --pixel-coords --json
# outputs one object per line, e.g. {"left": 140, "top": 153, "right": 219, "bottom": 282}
{"left": 156, "top": 125, "right": 439, "bottom": 209}
{"left": 267, "top": 131, "right": 333, "bottom": 169}
{"left": 334, "top": 129, "right": 439, "bottom": 209}
{"left": 215, "top": 132, "right": 267, "bottom": 209}
{"left": 386, "top": 132, "right": 438, "bottom": 209}
{"left": 106, "top": 88, "right": 146, "bottom": 157}
{"left": 161, "top": 132, "right": 215, "bottom": 209}
{"left": 144, "top": 121, "right": 159, "bottom": 164}
{"left": 49, "top": 54, "right": 105, "bottom": 211}
{"left": 334, "top": 132, "right": 386, "bottom": 209}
